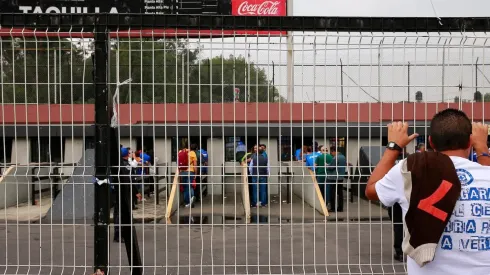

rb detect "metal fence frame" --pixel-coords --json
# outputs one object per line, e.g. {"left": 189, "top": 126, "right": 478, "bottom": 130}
{"left": 1, "top": 13, "right": 490, "bottom": 274}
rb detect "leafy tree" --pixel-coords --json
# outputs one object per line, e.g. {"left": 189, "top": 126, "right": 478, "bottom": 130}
{"left": 188, "top": 55, "right": 284, "bottom": 103}
{"left": 2, "top": 38, "right": 281, "bottom": 104}
{"left": 415, "top": 91, "right": 423, "bottom": 103}
{"left": 484, "top": 93, "right": 490, "bottom": 102}
{"left": 109, "top": 38, "right": 199, "bottom": 104}
{"left": 1, "top": 38, "right": 92, "bottom": 104}
{"left": 474, "top": 91, "right": 483, "bottom": 102}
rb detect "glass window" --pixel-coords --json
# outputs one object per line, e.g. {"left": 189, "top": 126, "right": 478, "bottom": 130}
{"left": 225, "top": 136, "right": 245, "bottom": 162}
{"left": 31, "top": 137, "right": 64, "bottom": 163}
{"left": 0, "top": 138, "right": 13, "bottom": 164}
{"left": 279, "top": 136, "right": 292, "bottom": 161}
{"left": 85, "top": 137, "right": 96, "bottom": 150}
{"left": 329, "top": 137, "right": 346, "bottom": 155}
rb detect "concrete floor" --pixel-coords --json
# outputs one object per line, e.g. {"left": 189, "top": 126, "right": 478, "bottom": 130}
{"left": 0, "top": 184, "right": 398, "bottom": 275}
{"left": 0, "top": 222, "right": 407, "bottom": 275}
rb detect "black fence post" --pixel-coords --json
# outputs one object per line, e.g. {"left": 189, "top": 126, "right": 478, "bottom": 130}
{"left": 93, "top": 19, "right": 111, "bottom": 274}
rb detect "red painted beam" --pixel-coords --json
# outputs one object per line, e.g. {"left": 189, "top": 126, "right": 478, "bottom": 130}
{"left": 0, "top": 103, "right": 489, "bottom": 125}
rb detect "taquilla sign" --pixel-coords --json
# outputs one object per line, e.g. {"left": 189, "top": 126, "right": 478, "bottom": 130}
{"left": 0, "top": 0, "right": 183, "bottom": 14}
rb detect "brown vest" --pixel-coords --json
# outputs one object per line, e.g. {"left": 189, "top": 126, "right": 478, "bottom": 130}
{"left": 401, "top": 152, "right": 461, "bottom": 266}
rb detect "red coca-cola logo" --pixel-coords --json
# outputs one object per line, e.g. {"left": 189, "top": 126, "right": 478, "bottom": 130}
{"left": 232, "top": 0, "right": 286, "bottom": 16}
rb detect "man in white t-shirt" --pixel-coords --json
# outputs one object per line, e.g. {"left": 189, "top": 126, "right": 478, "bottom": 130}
{"left": 365, "top": 109, "right": 490, "bottom": 275}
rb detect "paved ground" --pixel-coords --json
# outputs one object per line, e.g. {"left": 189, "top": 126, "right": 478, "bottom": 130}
{"left": 0, "top": 221, "right": 407, "bottom": 275}
{"left": 0, "top": 191, "right": 169, "bottom": 223}
{"left": 249, "top": 191, "right": 388, "bottom": 222}
{"left": 0, "top": 184, "right": 397, "bottom": 274}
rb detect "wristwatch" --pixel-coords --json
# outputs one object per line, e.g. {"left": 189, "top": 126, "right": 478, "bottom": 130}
{"left": 386, "top": 141, "right": 403, "bottom": 152}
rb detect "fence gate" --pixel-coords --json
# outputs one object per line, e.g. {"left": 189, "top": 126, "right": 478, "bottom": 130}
{"left": 0, "top": 14, "right": 489, "bottom": 275}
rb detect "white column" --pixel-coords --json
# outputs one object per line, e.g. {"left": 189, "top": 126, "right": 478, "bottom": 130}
{"left": 208, "top": 137, "right": 224, "bottom": 195}
{"left": 11, "top": 138, "right": 30, "bottom": 165}
{"left": 154, "top": 138, "right": 172, "bottom": 165}
{"left": 154, "top": 138, "right": 172, "bottom": 183}
{"left": 260, "top": 137, "right": 279, "bottom": 195}
{"left": 63, "top": 138, "right": 84, "bottom": 175}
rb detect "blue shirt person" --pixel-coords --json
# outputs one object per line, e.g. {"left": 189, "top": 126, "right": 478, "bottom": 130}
{"left": 295, "top": 148, "right": 302, "bottom": 161}
{"left": 197, "top": 149, "right": 208, "bottom": 174}
{"left": 327, "top": 147, "right": 347, "bottom": 212}
{"left": 305, "top": 151, "right": 321, "bottom": 170}
{"left": 249, "top": 149, "right": 270, "bottom": 207}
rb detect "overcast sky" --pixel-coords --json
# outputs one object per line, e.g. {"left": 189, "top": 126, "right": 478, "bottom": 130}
{"left": 187, "top": 0, "right": 490, "bottom": 104}
{"left": 292, "top": 0, "right": 490, "bottom": 17}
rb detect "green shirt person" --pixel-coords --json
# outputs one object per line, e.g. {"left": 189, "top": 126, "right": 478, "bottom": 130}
{"left": 315, "top": 145, "right": 333, "bottom": 204}
{"left": 315, "top": 152, "right": 333, "bottom": 175}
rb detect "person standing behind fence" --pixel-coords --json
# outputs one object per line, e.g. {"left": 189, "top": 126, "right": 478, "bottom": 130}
{"left": 260, "top": 144, "right": 268, "bottom": 158}
{"left": 195, "top": 146, "right": 209, "bottom": 202}
{"left": 416, "top": 143, "right": 426, "bottom": 153}
{"left": 243, "top": 145, "right": 256, "bottom": 199}
{"left": 249, "top": 146, "right": 270, "bottom": 208}
{"left": 327, "top": 146, "right": 346, "bottom": 212}
{"left": 295, "top": 146, "right": 302, "bottom": 161}
{"left": 114, "top": 146, "right": 131, "bottom": 242}
{"left": 236, "top": 141, "right": 247, "bottom": 163}
{"left": 305, "top": 146, "right": 321, "bottom": 171}
{"left": 315, "top": 145, "right": 333, "bottom": 206}
{"left": 178, "top": 142, "right": 197, "bottom": 208}
{"left": 365, "top": 111, "right": 490, "bottom": 275}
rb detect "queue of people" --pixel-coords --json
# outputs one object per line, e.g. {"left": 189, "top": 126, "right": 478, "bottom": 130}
{"left": 113, "top": 145, "right": 156, "bottom": 242}
{"left": 297, "top": 143, "right": 346, "bottom": 213}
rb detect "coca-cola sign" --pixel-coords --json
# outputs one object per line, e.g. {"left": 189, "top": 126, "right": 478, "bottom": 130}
{"left": 232, "top": 0, "right": 286, "bottom": 16}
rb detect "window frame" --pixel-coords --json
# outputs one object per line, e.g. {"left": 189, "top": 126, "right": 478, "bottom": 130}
{"left": 224, "top": 136, "right": 245, "bottom": 162}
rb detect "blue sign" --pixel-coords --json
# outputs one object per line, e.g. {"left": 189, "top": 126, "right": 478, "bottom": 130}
{"left": 456, "top": 169, "right": 474, "bottom": 186}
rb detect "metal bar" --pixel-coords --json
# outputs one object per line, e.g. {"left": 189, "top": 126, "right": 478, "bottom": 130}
{"left": 476, "top": 58, "right": 479, "bottom": 95}
{"left": 408, "top": 62, "right": 410, "bottom": 102}
{"left": 340, "top": 59, "right": 344, "bottom": 103}
{"left": 2, "top": 14, "right": 490, "bottom": 32}
{"left": 93, "top": 22, "right": 111, "bottom": 274}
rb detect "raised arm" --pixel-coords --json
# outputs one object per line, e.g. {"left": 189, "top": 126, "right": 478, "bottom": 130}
{"left": 471, "top": 122, "right": 490, "bottom": 166}
{"left": 365, "top": 122, "right": 418, "bottom": 201}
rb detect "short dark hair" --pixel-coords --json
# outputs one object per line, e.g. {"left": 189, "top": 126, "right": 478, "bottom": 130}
{"left": 430, "top": 109, "right": 471, "bottom": 152}
{"left": 190, "top": 143, "right": 198, "bottom": 151}
{"left": 260, "top": 144, "right": 266, "bottom": 148}
{"left": 307, "top": 146, "right": 313, "bottom": 153}
{"left": 330, "top": 146, "right": 337, "bottom": 153}
{"left": 318, "top": 145, "right": 324, "bottom": 151}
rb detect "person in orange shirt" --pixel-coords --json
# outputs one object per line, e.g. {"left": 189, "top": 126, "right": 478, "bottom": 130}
{"left": 178, "top": 142, "right": 197, "bottom": 207}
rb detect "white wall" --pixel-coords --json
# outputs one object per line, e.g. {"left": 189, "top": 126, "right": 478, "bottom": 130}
{"left": 63, "top": 138, "right": 84, "bottom": 175}
{"left": 208, "top": 137, "right": 224, "bottom": 195}
{"left": 0, "top": 166, "right": 30, "bottom": 209}
{"left": 154, "top": 138, "right": 172, "bottom": 184}
{"left": 11, "top": 139, "right": 30, "bottom": 165}
{"left": 120, "top": 138, "right": 137, "bottom": 152}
